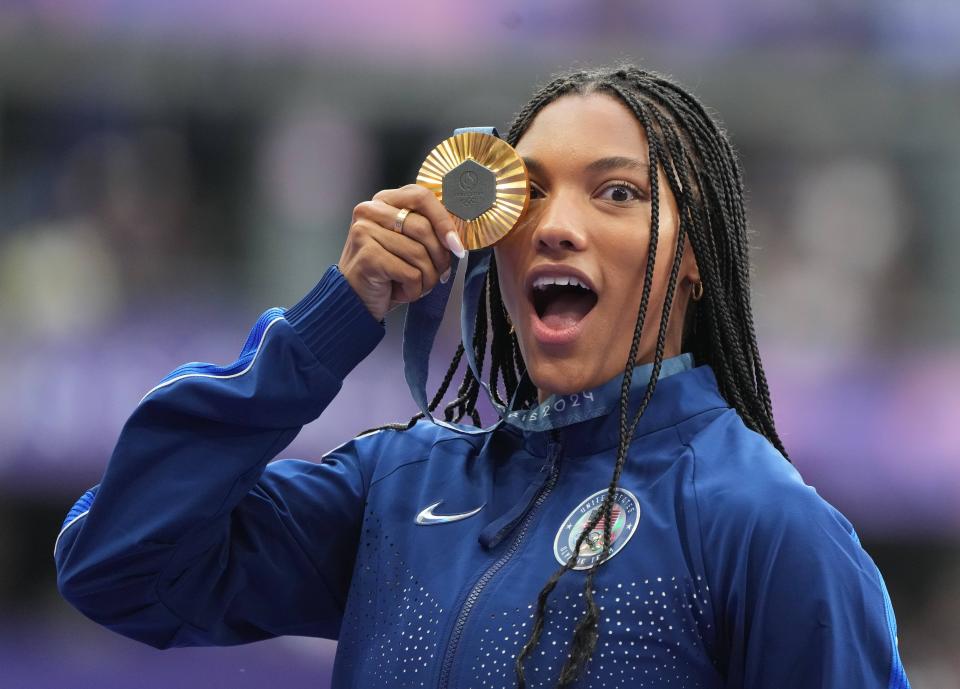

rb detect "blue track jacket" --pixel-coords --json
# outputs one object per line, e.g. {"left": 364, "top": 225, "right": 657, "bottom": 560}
{"left": 55, "top": 266, "right": 910, "bottom": 689}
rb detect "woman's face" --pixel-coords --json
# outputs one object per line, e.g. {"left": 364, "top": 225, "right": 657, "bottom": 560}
{"left": 494, "top": 92, "right": 699, "bottom": 400}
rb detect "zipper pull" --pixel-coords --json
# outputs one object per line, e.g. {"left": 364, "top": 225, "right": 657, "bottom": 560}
{"left": 478, "top": 442, "right": 561, "bottom": 550}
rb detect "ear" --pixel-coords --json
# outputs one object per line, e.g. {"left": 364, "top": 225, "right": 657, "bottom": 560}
{"left": 680, "top": 235, "right": 700, "bottom": 286}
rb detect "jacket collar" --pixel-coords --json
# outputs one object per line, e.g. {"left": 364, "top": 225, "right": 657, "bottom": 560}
{"left": 509, "top": 359, "right": 730, "bottom": 457}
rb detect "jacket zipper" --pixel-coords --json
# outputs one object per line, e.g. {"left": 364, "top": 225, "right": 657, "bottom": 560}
{"left": 437, "top": 440, "right": 562, "bottom": 689}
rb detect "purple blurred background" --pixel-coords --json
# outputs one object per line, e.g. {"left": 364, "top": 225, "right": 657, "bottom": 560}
{"left": 1, "top": 1, "right": 959, "bottom": 687}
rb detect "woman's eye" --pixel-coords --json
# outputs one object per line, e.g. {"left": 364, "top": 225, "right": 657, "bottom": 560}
{"left": 528, "top": 182, "right": 643, "bottom": 202}
{"left": 597, "top": 182, "right": 642, "bottom": 203}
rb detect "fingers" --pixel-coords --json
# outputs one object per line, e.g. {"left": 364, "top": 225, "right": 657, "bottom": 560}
{"left": 372, "top": 184, "right": 466, "bottom": 259}
{"left": 353, "top": 219, "right": 439, "bottom": 303}
{"left": 340, "top": 184, "right": 467, "bottom": 321}
{"left": 353, "top": 198, "right": 453, "bottom": 281}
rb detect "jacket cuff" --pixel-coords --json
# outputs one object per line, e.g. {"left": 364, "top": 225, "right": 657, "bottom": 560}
{"left": 284, "top": 265, "right": 385, "bottom": 380}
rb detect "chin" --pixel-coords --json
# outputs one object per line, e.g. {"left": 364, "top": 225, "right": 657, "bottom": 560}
{"left": 527, "top": 359, "right": 603, "bottom": 400}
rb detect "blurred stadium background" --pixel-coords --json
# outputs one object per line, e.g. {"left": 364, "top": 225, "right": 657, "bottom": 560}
{"left": 1, "top": 1, "right": 958, "bottom": 687}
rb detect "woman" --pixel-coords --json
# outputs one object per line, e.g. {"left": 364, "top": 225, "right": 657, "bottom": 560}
{"left": 55, "top": 66, "right": 910, "bottom": 688}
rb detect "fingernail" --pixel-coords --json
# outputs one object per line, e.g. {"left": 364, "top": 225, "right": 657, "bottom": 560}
{"left": 445, "top": 231, "right": 466, "bottom": 259}
{"left": 440, "top": 267, "right": 452, "bottom": 284}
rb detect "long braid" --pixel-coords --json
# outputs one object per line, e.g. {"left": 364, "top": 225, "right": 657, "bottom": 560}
{"left": 516, "top": 113, "right": 661, "bottom": 687}
{"left": 488, "top": 258, "right": 519, "bottom": 406}
{"left": 618, "top": 71, "right": 779, "bottom": 445}
{"left": 635, "top": 74, "right": 785, "bottom": 449}
{"left": 559, "top": 104, "right": 671, "bottom": 686}
{"left": 541, "top": 89, "right": 695, "bottom": 686}
{"left": 649, "top": 88, "right": 763, "bottom": 432}
{"left": 364, "top": 65, "right": 790, "bottom": 687}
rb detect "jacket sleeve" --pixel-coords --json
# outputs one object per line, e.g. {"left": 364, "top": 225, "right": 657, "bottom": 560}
{"left": 54, "top": 265, "right": 385, "bottom": 648}
{"left": 692, "top": 422, "right": 910, "bottom": 689}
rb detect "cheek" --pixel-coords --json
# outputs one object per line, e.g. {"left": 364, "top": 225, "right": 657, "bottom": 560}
{"left": 610, "top": 213, "right": 681, "bottom": 303}
{"left": 599, "top": 240, "right": 678, "bottom": 330}
{"left": 604, "top": 235, "right": 652, "bottom": 302}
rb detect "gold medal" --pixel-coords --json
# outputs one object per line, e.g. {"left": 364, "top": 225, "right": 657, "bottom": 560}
{"left": 417, "top": 130, "right": 529, "bottom": 250}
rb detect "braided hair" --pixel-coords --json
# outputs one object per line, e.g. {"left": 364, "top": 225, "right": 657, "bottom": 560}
{"left": 364, "top": 64, "right": 788, "bottom": 687}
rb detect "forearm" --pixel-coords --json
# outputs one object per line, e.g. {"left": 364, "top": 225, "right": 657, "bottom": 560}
{"left": 54, "top": 265, "right": 383, "bottom": 647}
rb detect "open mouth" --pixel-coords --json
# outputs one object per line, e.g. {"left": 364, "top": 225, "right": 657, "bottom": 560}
{"left": 530, "top": 276, "right": 599, "bottom": 332}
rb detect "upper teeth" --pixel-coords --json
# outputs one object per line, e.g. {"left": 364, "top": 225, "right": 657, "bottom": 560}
{"left": 532, "top": 276, "right": 591, "bottom": 291}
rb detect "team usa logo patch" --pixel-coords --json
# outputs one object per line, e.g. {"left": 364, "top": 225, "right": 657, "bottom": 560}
{"left": 553, "top": 488, "right": 641, "bottom": 570}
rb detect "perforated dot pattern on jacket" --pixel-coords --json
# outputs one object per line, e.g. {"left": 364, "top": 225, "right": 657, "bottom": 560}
{"left": 469, "top": 575, "right": 720, "bottom": 689}
{"left": 333, "top": 511, "right": 720, "bottom": 688}
{"left": 335, "top": 513, "right": 445, "bottom": 687}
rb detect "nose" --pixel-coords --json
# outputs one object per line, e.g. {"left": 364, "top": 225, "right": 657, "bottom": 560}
{"left": 530, "top": 193, "right": 588, "bottom": 254}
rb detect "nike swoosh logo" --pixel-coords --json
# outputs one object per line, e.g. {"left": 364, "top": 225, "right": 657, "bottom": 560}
{"left": 415, "top": 500, "right": 485, "bottom": 525}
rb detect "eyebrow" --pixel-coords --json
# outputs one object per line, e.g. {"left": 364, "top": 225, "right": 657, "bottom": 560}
{"left": 522, "top": 155, "right": 650, "bottom": 177}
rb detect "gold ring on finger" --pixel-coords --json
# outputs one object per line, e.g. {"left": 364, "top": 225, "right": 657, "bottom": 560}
{"left": 394, "top": 207, "right": 412, "bottom": 234}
